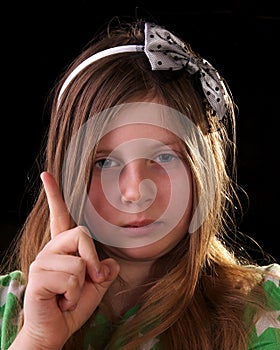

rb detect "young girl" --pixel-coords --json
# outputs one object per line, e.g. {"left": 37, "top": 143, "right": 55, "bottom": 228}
{"left": 1, "top": 18, "right": 279, "bottom": 350}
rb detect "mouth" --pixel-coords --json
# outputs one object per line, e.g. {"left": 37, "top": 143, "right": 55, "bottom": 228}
{"left": 120, "top": 219, "right": 161, "bottom": 237}
{"left": 122, "top": 219, "right": 155, "bottom": 228}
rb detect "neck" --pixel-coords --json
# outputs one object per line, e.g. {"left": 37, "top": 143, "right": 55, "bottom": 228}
{"left": 103, "top": 254, "right": 155, "bottom": 319}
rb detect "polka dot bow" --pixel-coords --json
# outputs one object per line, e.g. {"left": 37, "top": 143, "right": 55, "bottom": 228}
{"left": 144, "top": 22, "right": 230, "bottom": 121}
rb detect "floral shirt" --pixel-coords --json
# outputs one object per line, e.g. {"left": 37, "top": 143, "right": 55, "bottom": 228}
{"left": 1, "top": 264, "right": 280, "bottom": 349}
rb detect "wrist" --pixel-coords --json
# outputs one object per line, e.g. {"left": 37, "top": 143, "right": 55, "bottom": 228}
{"left": 9, "top": 328, "right": 64, "bottom": 350}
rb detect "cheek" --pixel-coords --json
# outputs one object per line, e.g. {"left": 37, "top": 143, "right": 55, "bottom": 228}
{"left": 88, "top": 177, "right": 116, "bottom": 218}
{"left": 169, "top": 173, "right": 192, "bottom": 226}
{"left": 152, "top": 171, "right": 172, "bottom": 206}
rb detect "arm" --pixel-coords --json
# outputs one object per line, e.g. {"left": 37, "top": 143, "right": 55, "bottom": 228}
{"left": 8, "top": 172, "right": 119, "bottom": 349}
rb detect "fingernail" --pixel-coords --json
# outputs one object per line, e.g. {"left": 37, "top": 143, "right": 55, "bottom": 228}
{"left": 95, "top": 267, "right": 104, "bottom": 279}
{"left": 102, "top": 264, "right": 110, "bottom": 279}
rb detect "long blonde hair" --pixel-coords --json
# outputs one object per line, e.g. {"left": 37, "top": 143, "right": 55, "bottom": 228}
{"left": 10, "top": 17, "right": 273, "bottom": 349}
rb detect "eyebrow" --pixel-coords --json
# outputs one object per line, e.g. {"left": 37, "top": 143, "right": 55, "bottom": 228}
{"left": 95, "top": 141, "right": 184, "bottom": 156}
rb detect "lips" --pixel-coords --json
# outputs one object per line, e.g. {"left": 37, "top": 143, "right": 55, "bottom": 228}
{"left": 119, "top": 219, "right": 161, "bottom": 237}
{"left": 122, "top": 219, "right": 155, "bottom": 228}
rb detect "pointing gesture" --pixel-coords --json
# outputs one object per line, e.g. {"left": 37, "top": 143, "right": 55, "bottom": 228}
{"left": 41, "top": 171, "right": 71, "bottom": 236}
{"left": 10, "top": 171, "right": 120, "bottom": 350}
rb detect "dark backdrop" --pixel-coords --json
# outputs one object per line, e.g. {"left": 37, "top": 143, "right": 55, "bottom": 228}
{"left": 1, "top": 1, "right": 279, "bottom": 262}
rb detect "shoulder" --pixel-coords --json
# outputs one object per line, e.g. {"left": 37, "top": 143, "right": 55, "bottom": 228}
{"left": 0, "top": 270, "right": 25, "bottom": 286}
{"left": 259, "top": 263, "right": 280, "bottom": 277}
{"left": 248, "top": 263, "right": 280, "bottom": 349}
{"left": 0, "top": 271, "right": 25, "bottom": 349}
{"left": 258, "top": 263, "right": 280, "bottom": 308}
{"left": 0, "top": 270, "right": 25, "bottom": 305}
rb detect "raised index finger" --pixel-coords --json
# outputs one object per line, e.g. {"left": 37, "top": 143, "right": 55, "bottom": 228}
{"left": 40, "top": 171, "right": 71, "bottom": 238}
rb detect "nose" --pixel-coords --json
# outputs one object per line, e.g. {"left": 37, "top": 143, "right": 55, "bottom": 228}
{"left": 119, "top": 159, "right": 156, "bottom": 205}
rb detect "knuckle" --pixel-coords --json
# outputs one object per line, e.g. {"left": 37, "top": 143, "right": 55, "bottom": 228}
{"left": 76, "top": 225, "right": 91, "bottom": 237}
{"left": 74, "top": 256, "right": 86, "bottom": 272}
{"left": 67, "top": 274, "right": 80, "bottom": 289}
{"left": 29, "top": 260, "right": 38, "bottom": 273}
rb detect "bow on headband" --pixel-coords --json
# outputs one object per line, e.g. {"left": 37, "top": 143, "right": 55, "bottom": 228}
{"left": 57, "top": 21, "right": 230, "bottom": 121}
{"left": 144, "top": 22, "right": 229, "bottom": 121}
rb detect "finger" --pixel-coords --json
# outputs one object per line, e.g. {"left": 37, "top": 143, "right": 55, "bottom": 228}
{"left": 59, "top": 273, "right": 83, "bottom": 312}
{"left": 27, "top": 268, "right": 83, "bottom": 312}
{"left": 34, "top": 252, "right": 86, "bottom": 288}
{"left": 40, "top": 171, "right": 71, "bottom": 237}
{"left": 100, "top": 258, "right": 120, "bottom": 283}
{"left": 52, "top": 226, "right": 119, "bottom": 285}
{"left": 75, "top": 226, "right": 104, "bottom": 281}
{"left": 39, "top": 226, "right": 104, "bottom": 281}
{"left": 70, "top": 258, "right": 120, "bottom": 323}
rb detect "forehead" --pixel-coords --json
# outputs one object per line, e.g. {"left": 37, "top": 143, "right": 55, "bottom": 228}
{"left": 97, "top": 123, "right": 182, "bottom": 150}
{"left": 98, "top": 101, "right": 188, "bottom": 143}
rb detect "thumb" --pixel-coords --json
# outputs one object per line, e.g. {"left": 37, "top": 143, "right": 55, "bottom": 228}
{"left": 100, "top": 258, "right": 120, "bottom": 287}
{"left": 69, "top": 258, "right": 119, "bottom": 329}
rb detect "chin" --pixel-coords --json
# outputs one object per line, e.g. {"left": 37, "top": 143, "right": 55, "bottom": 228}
{"left": 111, "top": 241, "right": 175, "bottom": 262}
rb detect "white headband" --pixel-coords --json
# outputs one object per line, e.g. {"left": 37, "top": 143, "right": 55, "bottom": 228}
{"left": 57, "top": 22, "right": 229, "bottom": 121}
{"left": 57, "top": 45, "right": 144, "bottom": 105}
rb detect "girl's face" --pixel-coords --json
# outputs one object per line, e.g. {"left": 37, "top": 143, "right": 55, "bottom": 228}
{"left": 84, "top": 104, "right": 193, "bottom": 261}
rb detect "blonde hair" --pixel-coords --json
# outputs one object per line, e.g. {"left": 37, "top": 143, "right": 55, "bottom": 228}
{"left": 10, "top": 17, "right": 273, "bottom": 349}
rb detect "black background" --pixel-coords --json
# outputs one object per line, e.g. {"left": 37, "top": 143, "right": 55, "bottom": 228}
{"left": 1, "top": 1, "right": 279, "bottom": 262}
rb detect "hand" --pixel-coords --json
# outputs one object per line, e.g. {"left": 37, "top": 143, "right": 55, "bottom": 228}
{"left": 11, "top": 171, "right": 120, "bottom": 350}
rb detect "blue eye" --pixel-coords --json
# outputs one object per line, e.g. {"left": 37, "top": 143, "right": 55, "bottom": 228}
{"left": 95, "top": 158, "right": 119, "bottom": 168}
{"left": 155, "top": 153, "right": 178, "bottom": 163}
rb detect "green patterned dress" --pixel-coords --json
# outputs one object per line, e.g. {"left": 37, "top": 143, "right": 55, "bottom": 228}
{"left": 1, "top": 264, "right": 280, "bottom": 349}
